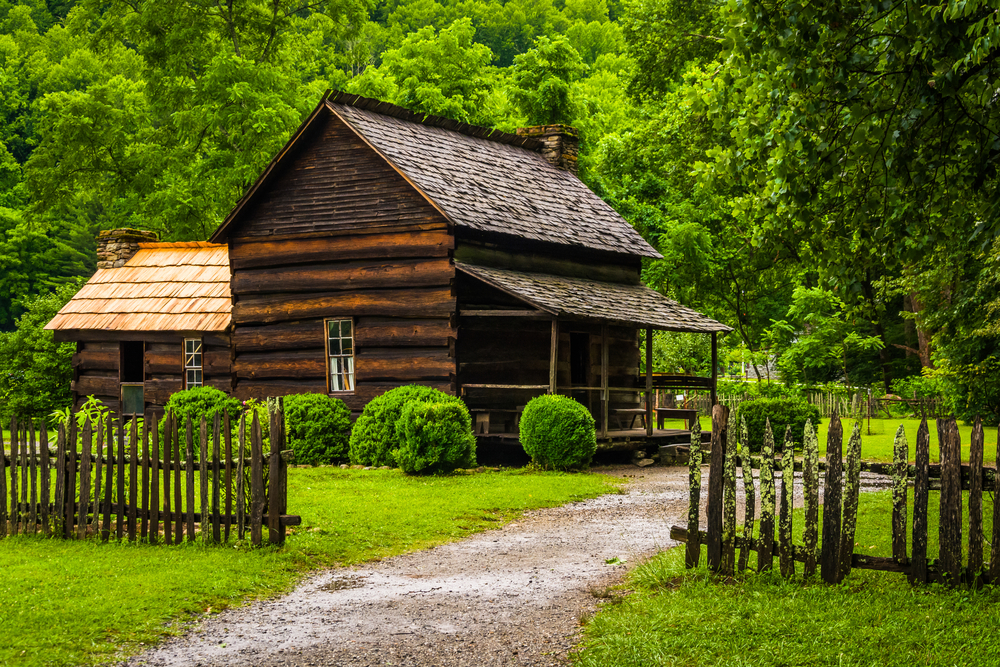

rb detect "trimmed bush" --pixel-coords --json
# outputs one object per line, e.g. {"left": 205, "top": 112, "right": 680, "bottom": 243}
{"left": 395, "top": 401, "right": 477, "bottom": 474}
{"left": 735, "top": 398, "right": 821, "bottom": 453}
{"left": 349, "top": 385, "right": 462, "bottom": 467}
{"left": 519, "top": 394, "right": 596, "bottom": 470}
{"left": 284, "top": 393, "right": 352, "bottom": 465}
{"left": 161, "top": 387, "right": 241, "bottom": 456}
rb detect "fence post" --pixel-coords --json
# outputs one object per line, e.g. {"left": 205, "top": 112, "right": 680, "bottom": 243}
{"left": 20, "top": 420, "right": 28, "bottom": 534}
{"left": 199, "top": 416, "right": 208, "bottom": 543}
{"left": 890, "top": 425, "right": 908, "bottom": 561}
{"left": 224, "top": 411, "right": 233, "bottom": 543}
{"left": 28, "top": 421, "right": 37, "bottom": 534}
{"left": 738, "top": 416, "right": 756, "bottom": 573}
{"left": 722, "top": 406, "right": 738, "bottom": 575}
{"left": 706, "top": 403, "right": 728, "bottom": 572}
{"left": 77, "top": 421, "right": 93, "bottom": 540}
{"left": 938, "top": 418, "right": 963, "bottom": 585}
{"left": 969, "top": 417, "right": 984, "bottom": 581}
{"left": 64, "top": 419, "right": 76, "bottom": 539}
{"left": 237, "top": 413, "right": 246, "bottom": 541}
{"left": 141, "top": 415, "right": 150, "bottom": 541}
{"left": 0, "top": 420, "right": 6, "bottom": 538}
{"left": 779, "top": 426, "right": 795, "bottom": 578}
{"left": 128, "top": 416, "right": 138, "bottom": 542}
{"left": 116, "top": 415, "right": 125, "bottom": 540}
{"left": 250, "top": 410, "right": 264, "bottom": 547}
{"left": 757, "top": 419, "right": 775, "bottom": 572}
{"left": 269, "top": 399, "right": 284, "bottom": 545}
{"left": 185, "top": 417, "right": 195, "bottom": 542}
{"left": 212, "top": 412, "right": 221, "bottom": 544}
{"left": 686, "top": 418, "right": 702, "bottom": 568}
{"left": 150, "top": 413, "right": 160, "bottom": 545}
{"left": 102, "top": 414, "right": 113, "bottom": 542}
{"left": 803, "top": 419, "right": 819, "bottom": 577}
{"left": 162, "top": 412, "right": 172, "bottom": 545}
{"left": 991, "top": 423, "right": 1000, "bottom": 583}
{"left": 820, "top": 413, "right": 843, "bottom": 583}
{"left": 838, "top": 422, "right": 862, "bottom": 581}
{"left": 92, "top": 419, "right": 103, "bottom": 538}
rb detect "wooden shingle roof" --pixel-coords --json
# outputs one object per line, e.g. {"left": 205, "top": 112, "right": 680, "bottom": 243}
{"left": 210, "top": 92, "right": 661, "bottom": 260}
{"left": 456, "top": 262, "right": 731, "bottom": 333}
{"left": 45, "top": 242, "right": 231, "bottom": 332}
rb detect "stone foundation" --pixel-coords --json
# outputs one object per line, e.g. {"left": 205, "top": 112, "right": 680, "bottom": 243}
{"left": 516, "top": 124, "right": 579, "bottom": 174}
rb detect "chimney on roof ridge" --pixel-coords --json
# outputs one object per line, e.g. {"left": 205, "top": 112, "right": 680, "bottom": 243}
{"left": 96, "top": 228, "right": 159, "bottom": 269}
{"left": 516, "top": 124, "right": 579, "bottom": 175}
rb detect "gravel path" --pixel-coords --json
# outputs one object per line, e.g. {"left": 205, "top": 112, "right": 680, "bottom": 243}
{"left": 121, "top": 465, "right": 889, "bottom": 667}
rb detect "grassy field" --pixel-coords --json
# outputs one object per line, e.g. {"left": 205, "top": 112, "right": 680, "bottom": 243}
{"left": 659, "top": 416, "right": 1000, "bottom": 464}
{"left": 574, "top": 490, "right": 1000, "bottom": 666}
{"left": 0, "top": 467, "right": 619, "bottom": 667}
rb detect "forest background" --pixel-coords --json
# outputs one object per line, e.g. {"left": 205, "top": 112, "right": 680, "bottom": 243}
{"left": 0, "top": 0, "right": 998, "bottom": 423}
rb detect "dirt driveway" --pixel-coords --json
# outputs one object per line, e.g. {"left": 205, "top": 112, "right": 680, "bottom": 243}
{"left": 121, "top": 465, "right": 887, "bottom": 667}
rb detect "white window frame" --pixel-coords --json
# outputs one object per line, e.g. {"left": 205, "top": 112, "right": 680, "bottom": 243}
{"left": 325, "top": 318, "right": 355, "bottom": 393}
{"left": 184, "top": 338, "right": 203, "bottom": 389}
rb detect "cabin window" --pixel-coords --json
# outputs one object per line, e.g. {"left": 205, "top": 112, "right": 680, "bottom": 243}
{"left": 570, "top": 333, "right": 590, "bottom": 385}
{"left": 184, "top": 338, "right": 203, "bottom": 388}
{"left": 326, "top": 319, "right": 355, "bottom": 392}
{"left": 120, "top": 341, "right": 144, "bottom": 383}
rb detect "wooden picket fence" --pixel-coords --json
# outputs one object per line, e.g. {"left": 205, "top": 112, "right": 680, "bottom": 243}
{"left": 673, "top": 405, "right": 1000, "bottom": 586}
{"left": 0, "top": 405, "right": 298, "bottom": 546}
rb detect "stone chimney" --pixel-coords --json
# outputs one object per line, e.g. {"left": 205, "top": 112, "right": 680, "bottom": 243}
{"left": 96, "top": 228, "right": 159, "bottom": 269}
{"left": 516, "top": 124, "right": 579, "bottom": 175}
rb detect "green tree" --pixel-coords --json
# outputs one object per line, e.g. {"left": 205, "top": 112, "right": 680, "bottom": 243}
{"left": 509, "top": 35, "right": 586, "bottom": 125}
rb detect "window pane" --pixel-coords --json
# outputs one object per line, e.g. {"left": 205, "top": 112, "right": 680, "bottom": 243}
{"left": 341, "top": 319, "right": 352, "bottom": 339}
{"left": 329, "top": 337, "right": 341, "bottom": 355}
{"left": 341, "top": 339, "right": 352, "bottom": 355}
{"left": 122, "top": 385, "right": 144, "bottom": 415}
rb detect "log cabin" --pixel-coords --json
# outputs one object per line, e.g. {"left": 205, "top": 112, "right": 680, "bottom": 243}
{"left": 208, "top": 91, "right": 731, "bottom": 446}
{"left": 47, "top": 91, "right": 731, "bottom": 447}
{"left": 45, "top": 231, "right": 233, "bottom": 414}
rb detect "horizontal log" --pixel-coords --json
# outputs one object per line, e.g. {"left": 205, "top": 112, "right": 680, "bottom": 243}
{"left": 73, "top": 375, "right": 119, "bottom": 397}
{"left": 354, "top": 318, "right": 455, "bottom": 347}
{"left": 234, "top": 351, "right": 327, "bottom": 380}
{"left": 460, "top": 309, "right": 549, "bottom": 317}
{"left": 144, "top": 378, "right": 183, "bottom": 404}
{"left": 229, "top": 229, "right": 453, "bottom": 270}
{"left": 355, "top": 348, "right": 454, "bottom": 382}
{"left": 55, "top": 331, "right": 229, "bottom": 345}
{"left": 72, "top": 349, "right": 118, "bottom": 371}
{"left": 234, "top": 379, "right": 331, "bottom": 400}
{"left": 233, "top": 288, "right": 455, "bottom": 325}
{"left": 234, "top": 320, "right": 326, "bottom": 353}
{"left": 233, "top": 258, "right": 454, "bottom": 295}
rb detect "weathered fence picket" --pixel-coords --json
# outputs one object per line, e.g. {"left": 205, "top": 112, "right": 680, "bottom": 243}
{"left": 706, "top": 404, "right": 728, "bottom": 571}
{"left": 721, "top": 406, "right": 738, "bottom": 575}
{"left": 820, "top": 414, "right": 843, "bottom": 583}
{"left": 675, "top": 410, "right": 1000, "bottom": 590}
{"left": 686, "top": 418, "right": 702, "bottom": 568}
{"left": 0, "top": 408, "right": 295, "bottom": 547}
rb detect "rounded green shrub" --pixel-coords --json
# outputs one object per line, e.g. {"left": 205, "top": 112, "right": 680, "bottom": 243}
{"left": 519, "top": 394, "right": 596, "bottom": 470}
{"left": 735, "top": 398, "right": 821, "bottom": 453}
{"left": 161, "top": 387, "right": 242, "bottom": 456}
{"left": 284, "top": 393, "right": 352, "bottom": 465}
{"left": 349, "top": 385, "right": 461, "bottom": 467}
{"left": 395, "top": 401, "right": 476, "bottom": 474}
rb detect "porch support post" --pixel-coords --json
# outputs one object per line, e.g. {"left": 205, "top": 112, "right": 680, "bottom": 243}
{"left": 711, "top": 331, "right": 718, "bottom": 406}
{"left": 645, "top": 327, "right": 653, "bottom": 437}
{"left": 549, "top": 319, "right": 559, "bottom": 395}
{"left": 601, "top": 324, "right": 609, "bottom": 438}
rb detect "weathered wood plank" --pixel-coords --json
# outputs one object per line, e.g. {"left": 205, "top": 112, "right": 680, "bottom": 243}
{"left": 174, "top": 415, "right": 183, "bottom": 544}
{"left": 938, "top": 418, "right": 963, "bottom": 585}
{"left": 233, "top": 258, "right": 454, "bottom": 295}
{"left": 64, "top": 420, "right": 76, "bottom": 538}
{"left": 891, "top": 424, "right": 908, "bottom": 561}
{"left": 721, "top": 405, "right": 738, "bottom": 575}
{"left": 838, "top": 422, "right": 862, "bottom": 581}
{"left": 150, "top": 414, "right": 160, "bottom": 544}
{"left": 91, "top": 421, "right": 103, "bottom": 538}
{"left": 116, "top": 418, "right": 125, "bottom": 540}
{"left": 128, "top": 417, "right": 138, "bottom": 541}
{"left": 237, "top": 413, "right": 246, "bottom": 541}
{"left": 73, "top": 375, "right": 119, "bottom": 398}
{"left": 77, "top": 422, "right": 92, "bottom": 539}
{"left": 250, "top": 411, "right": 265, "bottom": 546}
{"left": 145, "top": 378, "right": 185, "bottom": 406}
{"left": 758, "top": 419, "right": 776, "bottom": 573}
{"left": 268, "top": 403, "right": 283, "bottom": 545}
{"left": 102, "top": 415, "right": 113, "bottom": 541}
{"left": 969, "top": 416, "right": 984, "bottom": 580}
{"left": 991, "top": 422, "right": 1000, "bottom": 583}
{"left": 224, "top": 411, "right": 232, "bottom": 542}
{"left": 706, "top": 404, "right": 728, "bottom": 572}
{"left": 20, "top": 421, "right": 28, "bottom": 534}
{"left": 185, "top": 417, "right": 196, "bottom": 542}
{"left": 803, "top": 418, "right": 819, "bottom": 577}
{"left": 141, "top": 418, "right": 150, "bottom": 540}
{"left": 779, "top": 426, "right": 795, "bottom": 578}
{"left": 8, "top": 419, "right": 16, "bottom": 536}
{"left": 820, "top": 413, "right": 843, "bottom": 583}
{"left": 0, "top": 422, "right": 7, "bottom": 538}
{"left": 229, "top": 229, "right": 452, "bottom": 271}
{"left": 212, "top": 413, "right": 221, "bottom": 544}
{"left": 72, "top": 348, "right": 118, "bottom": 371}
{"left": 738, "top": 416, "right": 756, "bottom": 573}
{"left": 199, "top": 417, "right": 209, "bottom": 543}
{"left": 28, "top": 421, "right": 37, "bottom": 534}
{"left": 685, "top": 418, "right": 702, "bottom": 568}
{"left": 232, "top": 288, "right": 456, "bottom": 326}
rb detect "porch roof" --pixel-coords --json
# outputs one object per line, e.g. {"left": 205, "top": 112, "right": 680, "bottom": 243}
{"left": 455, "top": 262, "right": 731, "bottom": 333}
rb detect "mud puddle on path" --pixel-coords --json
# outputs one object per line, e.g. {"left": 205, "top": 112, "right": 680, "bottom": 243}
{"left": 120, "top": 465, "right": 889, "bottom": 667}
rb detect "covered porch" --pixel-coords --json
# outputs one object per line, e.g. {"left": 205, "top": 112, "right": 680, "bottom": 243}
{"left": 455, "top": 262, "right": 732, "bottom": 449}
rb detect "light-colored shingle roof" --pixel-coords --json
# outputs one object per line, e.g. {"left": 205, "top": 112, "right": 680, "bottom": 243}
{"left": 45, "top": 242, "right": 231, "bottom": 332}
{"left": 456, "top": 262, "right": 731, "bottom": 333}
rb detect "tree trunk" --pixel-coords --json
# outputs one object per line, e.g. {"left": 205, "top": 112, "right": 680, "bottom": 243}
{"left": 908, "top": 292, "right": 934, "bottom": 369}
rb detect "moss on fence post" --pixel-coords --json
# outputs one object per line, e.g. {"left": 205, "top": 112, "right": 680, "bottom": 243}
{"left": 802, "top": 418, "right": 819, "bottom": 577}
{"left": 686, "top": 418, "right": 703, "bottom": 568}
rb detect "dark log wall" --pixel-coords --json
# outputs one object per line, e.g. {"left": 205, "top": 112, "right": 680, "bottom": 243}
{"left": 226, "top": 111, "right": 457, "bottom": 410}
{"left": 65, "top": 331, "right": 233, "bottom": 413}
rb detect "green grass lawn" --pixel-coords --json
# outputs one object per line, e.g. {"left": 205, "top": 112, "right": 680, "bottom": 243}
{"left": 0, "top": 467, "right": 619, "bottom": 667}
{"left": 660, "top": 416, "right": 1000, "bottom": 464}
{"left": 574, "top": 490, "right": 1000, "bottom": 667}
